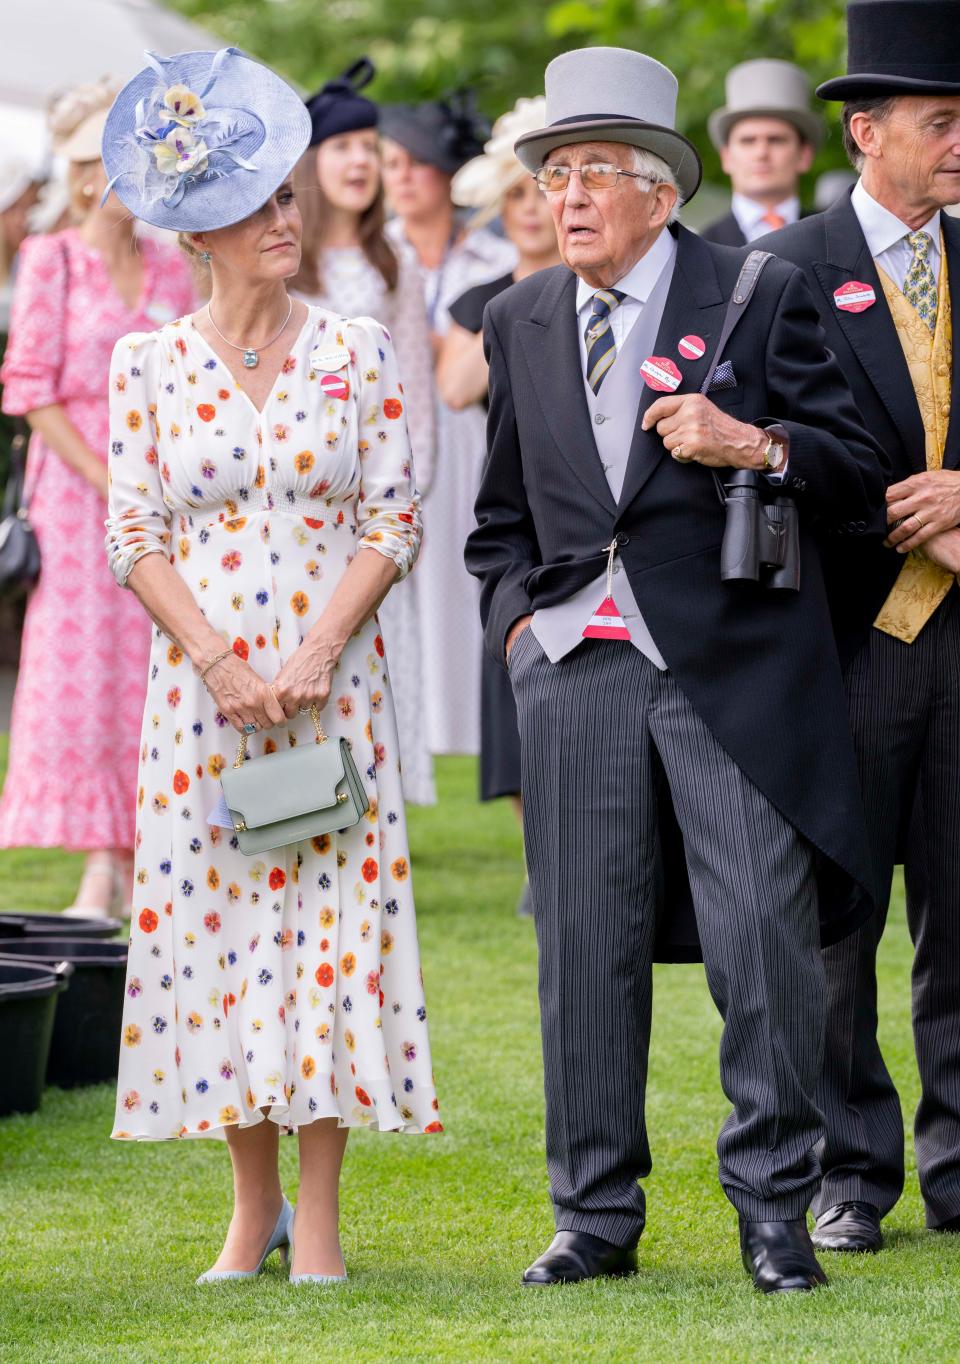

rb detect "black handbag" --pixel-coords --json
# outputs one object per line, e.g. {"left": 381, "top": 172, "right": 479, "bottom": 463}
{"left": 0, "top": 421, "right": 41, "bottom": 591}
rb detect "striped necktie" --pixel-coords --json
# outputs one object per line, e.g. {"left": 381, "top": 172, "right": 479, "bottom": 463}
{"left": 585, "top": 288, "right": 626, "bottom": 394}
{"left": 903, "top": 230, "right": 938, "bottom": 334}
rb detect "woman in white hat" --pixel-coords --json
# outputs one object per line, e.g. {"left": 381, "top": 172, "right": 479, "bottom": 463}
{"left": 292, "top": 60, "right": 436, "bottom": 807}
{"left": 0, "top": 79, "right": 194, "bottom": 916}
{"left": 437, "top": 97, "right": 560, "bottom": 914}
{"left": 101, "top": 47, "right": 440, "bottom": 1285}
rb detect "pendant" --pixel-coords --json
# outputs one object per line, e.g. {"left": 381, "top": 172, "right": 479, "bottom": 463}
{"left": 242, "top": 349, "right": 259, "bottom": 369}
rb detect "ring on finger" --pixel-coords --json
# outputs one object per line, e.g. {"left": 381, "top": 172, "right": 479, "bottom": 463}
{"left": 298, "top": 706, "right": 310, "bottom": 715}
{"left": 242, "top": 722, "right": 258, "bottom": 735}
{"left": 672, "top": 443, "right": 690, "bottom": 463}
{"left": 911, "top": 512, "right": 925, "bottom": 532}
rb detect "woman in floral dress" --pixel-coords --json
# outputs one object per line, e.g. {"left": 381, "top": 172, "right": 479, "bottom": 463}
{"left": 292, "top": 60, "right": 436, "bottom": 805}
{"left": 102, "top": 48, "right": 440, "bottom": 1286}
{"left": 0, "top": 79, "right": 194, "bottom": 915}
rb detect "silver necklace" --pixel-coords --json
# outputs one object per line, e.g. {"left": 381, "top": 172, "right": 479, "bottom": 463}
{"left": 206, "top": 298, "right": 294, "bottom": 369}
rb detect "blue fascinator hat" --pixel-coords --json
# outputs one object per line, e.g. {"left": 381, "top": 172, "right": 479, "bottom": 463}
{"left": 101, "top": 47, "right": 311, "bottom": 232}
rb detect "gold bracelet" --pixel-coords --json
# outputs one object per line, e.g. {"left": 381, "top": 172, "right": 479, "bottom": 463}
{"left": 199, "top": 647, "right": 233, "bottom": 683}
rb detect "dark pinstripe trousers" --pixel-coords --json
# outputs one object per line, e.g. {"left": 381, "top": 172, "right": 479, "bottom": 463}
{"left": 510, "top": 629, "right": 825, "bottom": 1247}
{"left": 812, "top": 589, "right": 960, "bottom": 1228}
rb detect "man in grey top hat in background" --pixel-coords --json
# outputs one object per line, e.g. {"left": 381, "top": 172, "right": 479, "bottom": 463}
{"left": 466, "top": 45, "right": 887, "bottom": 1294}
{"left": 701, "top": 58, "right": 826, "bottom": 246}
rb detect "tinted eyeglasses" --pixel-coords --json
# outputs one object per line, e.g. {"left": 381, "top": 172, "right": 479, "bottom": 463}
{"left": 534, "top": 163, "right": 659, "bottom": 193}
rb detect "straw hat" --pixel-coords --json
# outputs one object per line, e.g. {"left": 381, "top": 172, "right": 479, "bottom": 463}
{"left": 452, "top": 97, "right": 546, "bottom": 225}
{"left": 49, "top": 77, "right": 118, "bottom": 163}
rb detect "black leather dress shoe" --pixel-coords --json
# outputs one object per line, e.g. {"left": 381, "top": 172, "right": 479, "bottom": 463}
{"left": 811, "top": 1201, "right": 882, "bottom": 1252}
{"left": 931, "top": 1213, "right": 960, "bottom": 1232}
{"left": 740, "top": 1218, "right": 828, "bottom": 1293}
{"left": 522, "top": 1231, "right": 638, "bottom": 1285}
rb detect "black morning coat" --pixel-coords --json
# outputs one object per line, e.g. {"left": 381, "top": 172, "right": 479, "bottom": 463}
{"left": 700, "top": 212, "right": 751, "bottom": 248}
{"left": 464, "top": 222, "right": 890, "bottom": 962}
{"left": 758, "top": 192, "right": 960, "bottom": 666}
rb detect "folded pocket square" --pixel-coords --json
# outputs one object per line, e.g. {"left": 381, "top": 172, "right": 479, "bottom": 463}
{"left": 708, "top": 360, "right": 738, "bottom": 391}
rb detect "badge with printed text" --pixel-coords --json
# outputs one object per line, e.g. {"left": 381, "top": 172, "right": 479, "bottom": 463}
{"left": 310, "top": 344, "right": 351, "bottom": 372}
{"left": 640, "top": 355, "right": 682, "bottom": 392}
{"left": 833, "top": 281, "right": 876, "bottom": 313}
{"left": 678, "top": 334, "right": 705, "bottom": 361}
{"left": 319, "top": 372, "right": 350, "bottom": 401}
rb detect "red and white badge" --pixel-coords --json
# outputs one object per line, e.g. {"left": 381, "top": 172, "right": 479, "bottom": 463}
{"left": 319, "top": 372, "right": 350, "bottom": 401}
{"left": 640, "top": 355, "right": 682, "bottom": 392}
{"left": 833, "top": 280, "right": 876, "bottom": 313}
{"left": 582, "top": 595, "right": 631, "bottom": 641}
{"left": 678, "top": 334, "right": 706, "bottom": 361}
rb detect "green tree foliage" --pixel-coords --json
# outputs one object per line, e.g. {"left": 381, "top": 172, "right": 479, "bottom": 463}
{"left": 169, "top": 0, "right": 851, "bottom": 183}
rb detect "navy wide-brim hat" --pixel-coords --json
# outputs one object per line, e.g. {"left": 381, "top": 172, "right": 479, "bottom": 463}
{"left": 306, "top": 57, "right": 378, "bottom": 147}
{"left": 101, "top": 47, "right": 311, "bottom": 232}
{"left": 817, "top": 0, "right": 960, "bottom": 100}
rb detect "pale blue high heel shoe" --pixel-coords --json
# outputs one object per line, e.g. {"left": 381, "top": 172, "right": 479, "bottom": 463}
{"left": 288, "top": 1208, "right": 348, "bottom": 1286}
{"left": 196, "top": 1196, "right": 293, "bottom": 1284}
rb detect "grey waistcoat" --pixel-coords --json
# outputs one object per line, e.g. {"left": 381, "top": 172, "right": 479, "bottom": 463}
{"left": 530, "top": 258, "right": 676, "bottom": 668}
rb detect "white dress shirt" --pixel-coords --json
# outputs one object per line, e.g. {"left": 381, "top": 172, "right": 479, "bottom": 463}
{"left": 731, "top": 193, "right": 801, "bottom": 242}
{"left": 850, "top": 178, "right": 941, "bottom": 289}
{"left": 575, "top": 228, "right": 677, "bottom": 363}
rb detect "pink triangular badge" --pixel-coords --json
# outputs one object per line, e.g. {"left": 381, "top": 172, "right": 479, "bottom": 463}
{"left": 582, "top": 595, "right": 631, "bottom": 640}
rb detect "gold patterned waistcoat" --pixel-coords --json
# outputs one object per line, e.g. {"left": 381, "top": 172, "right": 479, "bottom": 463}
{"left": 873, "top": 238, "right": 955, "bottom": 643}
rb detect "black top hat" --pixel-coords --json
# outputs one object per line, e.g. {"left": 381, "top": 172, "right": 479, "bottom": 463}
{"left": 380, "top": 92, "right": 490, "bottom": 175}
{"left": 306, "top": 58, "right": 378, "bottom": 147}
{"left": 817, "top": 0, "right": 960, "bottom": 100}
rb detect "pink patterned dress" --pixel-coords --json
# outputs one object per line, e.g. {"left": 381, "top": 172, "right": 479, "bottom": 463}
{"left": 0, "top": 229, "right": 194, "bottom": 850}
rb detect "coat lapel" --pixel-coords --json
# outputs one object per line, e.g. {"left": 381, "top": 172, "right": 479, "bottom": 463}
{"left": 941, "top": 213, "right": 960, "bottom": 471}
{"left": 517, "top": 268, "right": 617, "bottom": 517}
{"left": 616, "top": 227, "right": 726, "bottom": 516}
{"left": 813, "top": 193, "right": 925, "bottom": 466}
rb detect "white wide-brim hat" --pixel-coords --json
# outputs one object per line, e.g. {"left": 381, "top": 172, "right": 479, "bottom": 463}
{"left": 452, "top": 97, "right": 546, "bottom": 225}
{"left": 101, "top": 47, "right": 311, "bottom": 232}
{"left": 513, "top": 47, "right": 702, "bottom": 203}
{"left": 707, "top": 59, "right": 826, "bottom": 150}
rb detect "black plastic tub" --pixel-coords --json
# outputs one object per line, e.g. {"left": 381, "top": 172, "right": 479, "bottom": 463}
{"left": 0, "top": 959, "right": 71, "bottom": 1116}
{"left": 0, "top": 912, "right": 123, "bottom": 940}
{"left": 0, "top": 938, "right": 127, "bottom": 1087}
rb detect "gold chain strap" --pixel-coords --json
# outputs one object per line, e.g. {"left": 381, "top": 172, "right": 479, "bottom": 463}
{"left": 233, "top": 704, "right": 327, "bottom": 769}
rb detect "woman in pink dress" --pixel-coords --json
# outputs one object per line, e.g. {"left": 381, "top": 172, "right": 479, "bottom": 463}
{"left": 0, "top": 80, "right": 194, "bottom": 916}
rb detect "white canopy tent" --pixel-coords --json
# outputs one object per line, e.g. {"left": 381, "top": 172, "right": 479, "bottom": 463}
{"left": 0, "top": 0, "right": 225, "bottom": 167}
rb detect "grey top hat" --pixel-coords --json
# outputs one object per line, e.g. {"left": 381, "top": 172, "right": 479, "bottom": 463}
{"left": 708, "top": 59, "right": 826, "bottom": 150}
{"left": 513, "top": 47, "right": 702, "bottom": 203}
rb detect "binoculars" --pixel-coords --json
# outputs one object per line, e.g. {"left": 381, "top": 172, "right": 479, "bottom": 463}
{"left": 719, "top": 469, "right": 801, "bottom": 592}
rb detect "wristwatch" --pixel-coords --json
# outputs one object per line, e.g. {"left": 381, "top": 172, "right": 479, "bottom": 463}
{"left": 762, "top": 436, "right": 786, "bottom": 473}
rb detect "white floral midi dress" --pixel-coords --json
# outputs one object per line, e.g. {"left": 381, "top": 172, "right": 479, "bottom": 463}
{"left": 107, "top": 306, "right": 441, "bottom": 1140}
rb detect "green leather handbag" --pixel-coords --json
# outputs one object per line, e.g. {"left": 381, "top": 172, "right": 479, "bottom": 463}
{"left": 219, "top": 705, "right": 369, "bottom": 855}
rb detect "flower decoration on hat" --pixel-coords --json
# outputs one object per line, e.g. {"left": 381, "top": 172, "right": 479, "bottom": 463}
{"left": 104, "top": 49, "right": 264, "bottom": 210}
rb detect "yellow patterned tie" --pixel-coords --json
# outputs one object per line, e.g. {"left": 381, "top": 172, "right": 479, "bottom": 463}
{"left": 903, "top": 231, "right": 938, "bottom": 334}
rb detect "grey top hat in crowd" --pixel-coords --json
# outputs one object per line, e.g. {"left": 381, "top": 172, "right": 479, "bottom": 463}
{"left": 707, "top": 59, "right": 826, "bottom": 150}
{"left": 817, "top": 0, "right": 960, "bottom": 100}
{"left": 101, "top": 47, "right": 311, "bottom": 232}
{"left": 512, "top": 47, "right": 703, "bottom": 203}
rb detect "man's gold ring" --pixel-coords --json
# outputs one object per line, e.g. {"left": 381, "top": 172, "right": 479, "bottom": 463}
{"left": 912, "top": 513, "right": 925, "bottom": 532}
{"left": 672, "top": 444, "right": 687, "bottom": 462}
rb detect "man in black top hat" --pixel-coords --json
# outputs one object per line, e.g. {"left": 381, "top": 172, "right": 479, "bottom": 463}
{"left": 760, "top": 0, "right": 960, "bottom": 1254}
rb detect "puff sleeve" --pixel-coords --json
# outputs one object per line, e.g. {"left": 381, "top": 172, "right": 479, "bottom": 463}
{"left": 0, "top": 233, "right": 68, "bottom": 415}
{"left": 104, "top": 332, "right": 172, "bottom": 586}
{"left": 348, "top": 316, "right": 423, "bottom": 579}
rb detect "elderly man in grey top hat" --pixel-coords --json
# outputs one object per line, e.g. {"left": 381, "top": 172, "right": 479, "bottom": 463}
{"left": 466, "top": 46, "right": 888, "bottom": 1293}
{"left": 700, "top": 59, "right": 826, "bottom": 247}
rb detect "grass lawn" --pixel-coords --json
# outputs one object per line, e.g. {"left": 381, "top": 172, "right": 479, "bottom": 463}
{"left": 0, "top": 751, "right": 956, "bottom": 1362}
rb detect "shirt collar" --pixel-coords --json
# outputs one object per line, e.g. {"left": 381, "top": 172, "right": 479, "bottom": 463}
{"left": 576, "top": 228, "right": 677, "bottom": 315}
{"left": 731, "top": 192, "right": 800, "bottom": 233}
{"left": 851, "top": 178, "right": 941, "bottom": 257}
